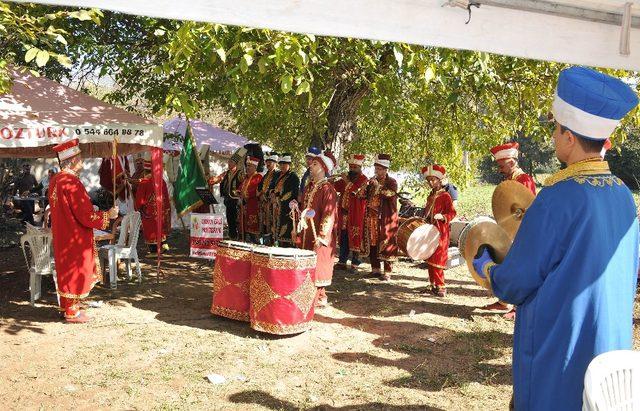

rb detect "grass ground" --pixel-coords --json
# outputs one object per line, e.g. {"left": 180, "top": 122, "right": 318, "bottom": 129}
{"left": 1, "top": 180, "right": 639, "bottom": 410}
{"left": 1, "top": 230, "right": 639, "bottom": 410}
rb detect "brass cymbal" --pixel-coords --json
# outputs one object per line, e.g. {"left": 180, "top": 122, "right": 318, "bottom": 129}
{"left": 492, "top": 180, "right": 535, "bottom": 239}
{"left": 462, "top": 221, "right": 512, "bottom": 291}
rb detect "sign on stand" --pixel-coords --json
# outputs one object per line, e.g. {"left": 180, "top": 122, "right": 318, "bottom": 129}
{"left": 190, "top": 213, "right": 224, "bottom": 259}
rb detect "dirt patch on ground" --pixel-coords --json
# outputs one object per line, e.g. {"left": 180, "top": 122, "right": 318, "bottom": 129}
{"left": 1, "top": 232, "right": 638, "bottom": 410}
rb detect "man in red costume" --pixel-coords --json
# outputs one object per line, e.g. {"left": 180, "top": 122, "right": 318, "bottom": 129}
{"left": 490, "top": 142, "right": 536, "bottom": 195}
{"left": 99, "top": 155, "right": 131, "bottom": 203}
{"left": 49, "top": 139, "right": 119, "bottom": 322}
{"left": 134, "top": 160, "right": 171, "bottom": 254}
{"left": 237, "top": 156, "right": 263, "bottom": 243}
{"left": 365, "top": 154, "right": 399, "bottom": 281}
{"left": 299, "top": 151, "right": 338, "bottom": 307}
{"left": 334, "top": 154, "right": 367, "bottom": 271}
{"left": 484, "top": 142, "right": 537, "bottom": 317}
{"left": 422, "top": 165, "right": 456, "bottom": 297}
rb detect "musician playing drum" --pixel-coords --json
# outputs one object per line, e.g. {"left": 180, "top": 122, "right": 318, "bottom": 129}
{"left": 364, "top": 154, "right": 399, "bottom": 281}
{"left": 298, "top": 151, "right": 338, "bottom": 307}
{"left": 421, "top": 164, "right": 456, "bottom": 297}
{"left": 483, "top": 142, "right": 538, "bottom": 318}
{"left": 473, "top": 67, "right": 639, "bottom": 410}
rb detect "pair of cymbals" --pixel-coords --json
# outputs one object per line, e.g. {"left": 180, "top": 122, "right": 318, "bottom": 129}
{"left": 462, "top": 221, "right": 512, "bottom": 291}
{"left": 491, "top": 180, "right": 535, "bottom": 240}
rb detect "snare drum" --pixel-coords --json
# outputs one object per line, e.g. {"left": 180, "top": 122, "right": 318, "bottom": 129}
{"left": 249, "top": 247, "right": 317, "bottom": 335}
{"left": 397, "top": 217, "right": 441, "bottom": 260}
{"left": 211, "top": 241, "right": 255, "bottom": 322}
{"left": 449, "top": 219, "right": 469, "bottom": 247}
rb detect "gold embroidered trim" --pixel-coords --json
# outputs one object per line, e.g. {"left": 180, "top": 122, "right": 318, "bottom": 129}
{"left": 319, "top": 215, "right": 334, "bottom": 239}
{"left": 51, "top": 184, "right": 58, "bottom": 208}
{"left": 212, "top": 263, "right": 230, "bottom": 294}
{"left": 216, "top": 246, "right": 253, "bottom": 261}
{"left": 101, "top": 212, "right": 110, "bottom": 230}
{"left": 284, "top": 272, "right": 316, "bottom": 318}
{"left": 544, "top": 159, "right": 611, "bottom": 186}
{"left": 211, "top": 305, "right": 250, "bottom": 322}
{"left": 572, "top": 176, "right": 623, "bottom": 187}
{"left": 250, "top": 320, "right": 312, "bottom": 335}
{"left": 251, "top": 253, "right": 316, "bottom": 270}
{"left": 249, "top": 268, "right": 280, "bottom": 315}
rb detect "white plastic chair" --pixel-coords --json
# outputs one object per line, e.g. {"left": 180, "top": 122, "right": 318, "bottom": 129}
{"left": 20, "top": 231, "right": 58, "bottom": 306}
{"left": 99, "top": 211, "right": 142, "bottom": 289}
{"left": 583, "top": 350, "right": 640, "bottom": 410}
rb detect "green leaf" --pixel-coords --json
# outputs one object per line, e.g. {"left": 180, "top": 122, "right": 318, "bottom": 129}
{"left": 154, "top": 29, "right": 165, "bottom": 36}
{"left": 25, "top": 48, "right": 39, "bottom": 63}
{"left": 76, "top": 10, "right": 93, "bottom": 21}
{"left": 240, "top": 57, "right": 248, "bottom": 73}
{"left": 54, "top": 34, "right": 67, "bottom": 46}
{"left": 56, "top": 54, "right": 72, "bottom": 68}
{"left": 295, "top": 80, "right": 310, "bottom": 95}
{"left": 258, "top": 56, "right": 268, "bottom": 74}
{"left": 216, "top": 47, "right": 226, "bottom": 63}
{"left": 35, "top": 50, "right": 50, "bottom": 67}
{"left": 280, "top": 74, "right": 293, "bottom": 94}
{"left": 242, "top": 53, "right": 253, "bottom": 67}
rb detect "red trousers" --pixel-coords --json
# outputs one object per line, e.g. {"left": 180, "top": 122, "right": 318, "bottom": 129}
{"left": 369, "top": 245, "right": 392, "bottom": 273}
{"left": 427, "top": 266, "right": 445, "bottom": 287}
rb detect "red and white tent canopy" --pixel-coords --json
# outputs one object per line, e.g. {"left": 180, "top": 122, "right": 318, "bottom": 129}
{"left": 0, "top": 68, "right": 162, "bottom": 158}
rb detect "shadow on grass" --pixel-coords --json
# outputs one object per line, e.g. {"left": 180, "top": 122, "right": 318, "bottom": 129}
{"left": 228, "top": 390, "right": 444, "bottom": 410}
{"left": 315, "top": 312, "right": 512, "bottom": 392}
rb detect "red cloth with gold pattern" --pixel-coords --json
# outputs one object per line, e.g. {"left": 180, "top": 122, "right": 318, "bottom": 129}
{"left": 364, "top": 175, "right": 399, "bottom": 259}
{"left": 239, "top": 172, "right": 263, "bottom": 235}
{"left": 423, "top": 189, "right": 456, "bottom": 270}
{"left": 134, "top": 176, "right": 170, "bottom": 244}
{"left": 299, "top": 179, "right": 338, "bottom": 286}
{"left": 340, "top": 173, "right": 368, "bottom": 253}
{"left": 99, "top": 156, "right": 130, "bottom": 201}
{"left": 48, "top": 170, "right": 110, "bottom": 301}
{"left": 511, "top": 168, "right": 537, "bottom": 195}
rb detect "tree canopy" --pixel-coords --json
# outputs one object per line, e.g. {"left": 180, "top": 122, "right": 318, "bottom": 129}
{"left": 2, "top": 4, "right": 639, "bottom": 185}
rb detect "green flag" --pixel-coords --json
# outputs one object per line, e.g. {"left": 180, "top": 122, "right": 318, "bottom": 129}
{"left": 174, "top": 122, "right": 207, "bottom": 216}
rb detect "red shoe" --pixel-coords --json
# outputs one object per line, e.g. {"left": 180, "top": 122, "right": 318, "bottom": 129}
{"left": 503, "top": 308, "right": 516, "bottom": 320}
{"left": 481, "top": 301, "right": 512, "bottom": 313}
{"left": 379, "top": 273, "right": 391, "bottom": 281}
{"left": 434, "top": 286, "right": 446, "bottom": 297}
{"left": 65, "top": 311, "right": 90, "bottom": 323}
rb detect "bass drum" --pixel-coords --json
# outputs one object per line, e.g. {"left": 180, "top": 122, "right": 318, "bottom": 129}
{"left": 397, "top": 217, "right": 441, "bottom": 260}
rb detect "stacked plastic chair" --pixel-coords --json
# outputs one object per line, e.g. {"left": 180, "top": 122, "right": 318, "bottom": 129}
{"left": 583, "top": 350, "right": 640, "bottom": 410}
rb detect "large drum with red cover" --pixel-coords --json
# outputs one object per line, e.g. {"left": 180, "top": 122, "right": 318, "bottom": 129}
{"left": 249, "top": 247, "right": 317, "bottom": 335}
{"left": 211, "top": 241, "right": 255, "bottom": 322}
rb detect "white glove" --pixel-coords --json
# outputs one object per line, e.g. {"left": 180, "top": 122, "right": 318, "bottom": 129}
{"left": 433, "top": 213, "right": 445, "bottom": 221}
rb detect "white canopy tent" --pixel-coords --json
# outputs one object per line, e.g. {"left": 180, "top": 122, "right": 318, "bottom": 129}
{"left": 14, "top": 0, "right": 640, "bottom": 71}
{"left": 0, "top": 67, "right": 163, "bottom": 158}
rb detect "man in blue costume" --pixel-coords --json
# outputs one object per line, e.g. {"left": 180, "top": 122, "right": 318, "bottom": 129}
{"left": 473, "top": 66, "right": 639, "bottom": 410}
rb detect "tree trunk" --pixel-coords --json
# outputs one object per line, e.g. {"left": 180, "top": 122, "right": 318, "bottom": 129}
{"left": 320, "top": 81, "right": 369, "bottom": 163}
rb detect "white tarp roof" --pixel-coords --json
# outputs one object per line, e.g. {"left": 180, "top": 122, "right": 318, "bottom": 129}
{"left": 0, "top": 68, "right": 163, "bottom": 158}
{"left": 14, "top": 0, "right": 640, "bottom": 71}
